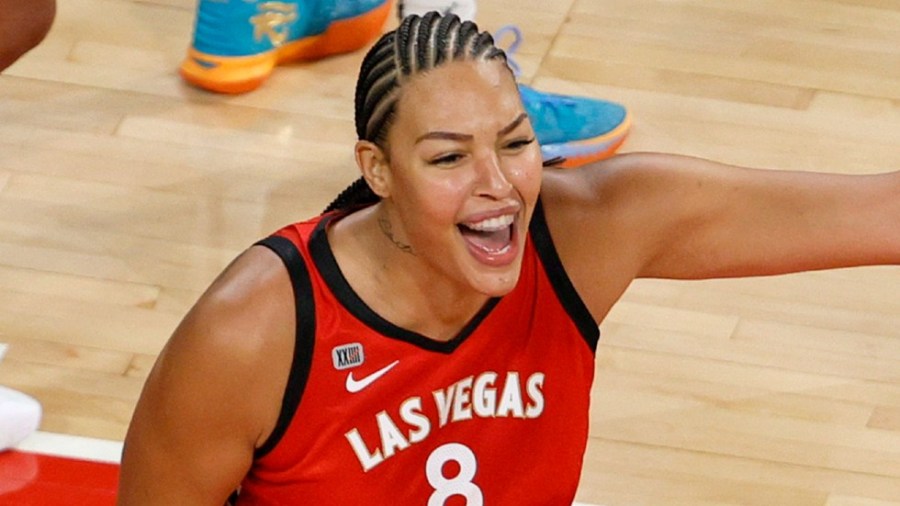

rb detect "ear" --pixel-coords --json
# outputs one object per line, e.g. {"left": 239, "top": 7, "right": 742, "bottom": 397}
{"left": 355, "top": 140, "right": 391, "bottom": 198}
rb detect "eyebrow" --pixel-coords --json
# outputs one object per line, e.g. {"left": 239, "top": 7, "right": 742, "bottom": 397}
{"left": 414, "top": 113, "right": 529, "bottom": 145}
{"left": 497, "top": 113, "right": 529, "bottom": 137}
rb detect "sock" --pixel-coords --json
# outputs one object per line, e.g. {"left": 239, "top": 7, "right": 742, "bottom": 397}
{"left": 398, "top": 0, "right": 477, "bottom": 22}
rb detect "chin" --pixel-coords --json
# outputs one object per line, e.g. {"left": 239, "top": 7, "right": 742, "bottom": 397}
{"left": 468, "top": 264, "right": 523, "bottom": 297}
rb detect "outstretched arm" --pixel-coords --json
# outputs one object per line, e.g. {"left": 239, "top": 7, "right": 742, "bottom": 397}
{"left": 118, "top": 247, "right": 295, "bottom": 505}
{"left": 542, "top": 153, "right": 900, "bottom": 317}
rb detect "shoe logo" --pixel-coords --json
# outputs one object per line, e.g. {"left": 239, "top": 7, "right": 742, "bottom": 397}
{"left": 192, "top": 57, "right": 218, "bottom": 69}
{"left": 346, "top": 360, "right": 400, "bottom": 393}
{"left": 251, "top": 2, "right": 298, "bottom": 47}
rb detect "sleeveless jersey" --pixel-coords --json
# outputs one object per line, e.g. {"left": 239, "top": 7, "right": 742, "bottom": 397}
{"left": 236, "top": 200, "right": 600, "bottom": 505}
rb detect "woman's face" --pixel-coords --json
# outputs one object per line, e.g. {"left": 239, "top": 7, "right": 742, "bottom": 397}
{"left": 379, "top": 59, "right": 543, "bottom": 297}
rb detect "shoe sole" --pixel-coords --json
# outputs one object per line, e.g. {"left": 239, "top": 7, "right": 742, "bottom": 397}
{"left": 180, "top": 0, "right": 394, "bottom": 94}
{"left": 542, "top": 110, "right": 632, "bottom": 169}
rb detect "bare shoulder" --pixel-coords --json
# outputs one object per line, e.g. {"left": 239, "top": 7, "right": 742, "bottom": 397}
{"left": 157, "top": 244, "right": 297, "bottom": 443}
{"left": 119, "top": 245, "right": 297, "bottom": 504}
{"left": 541, "top": 152, "right": 723, "bottom": 207}
{"left": 537, "top": 152, "right": 739, "bottom": 320}
{"left": 539, "top": 152, "right": 678, "bottom": 245}
{"left": 540, "top": 151, "right": 747, "bottom": 239}
{"left": 187, "top": 245, "right": 296, "bottom": 357}
{"left": 537, "top": 154, "right": 664, "bottom": 321}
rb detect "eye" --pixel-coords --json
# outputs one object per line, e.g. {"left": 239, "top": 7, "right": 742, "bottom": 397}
{"left": 429, "top": 153, "right": 465, "bottom": 166}
{"left": 504, "top": 137, "right": 536, "bottom": 151}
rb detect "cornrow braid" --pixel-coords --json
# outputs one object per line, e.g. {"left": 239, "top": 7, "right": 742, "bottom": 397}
{"left": 323, "top": 176, "right": 378, "bottom": 213}
{"left": 326, "top": 12, "right": 511, "bottom": 214}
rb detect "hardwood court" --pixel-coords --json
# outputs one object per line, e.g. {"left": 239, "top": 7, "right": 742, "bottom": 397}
{"left": 1, "top": 0, "right": 899, "bottom": 504}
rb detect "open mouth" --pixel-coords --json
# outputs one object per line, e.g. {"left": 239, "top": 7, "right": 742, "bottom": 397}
{"left": 457, "top": 213, "right": 517, "bottom": 262}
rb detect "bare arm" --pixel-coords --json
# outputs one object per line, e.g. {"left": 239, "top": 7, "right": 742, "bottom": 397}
{"left": 0, "top": 0, "right": 55, "bottom": 71}
{"left": 118, "top": 247, "right": 295, "bottom": 505}
{"left": 542, "top": 153, "right": 900, "bottom": 318}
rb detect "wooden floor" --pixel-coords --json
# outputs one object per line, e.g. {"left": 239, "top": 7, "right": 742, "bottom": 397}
{"left": 1, "top": 0, "right": 899, "bottom": 503}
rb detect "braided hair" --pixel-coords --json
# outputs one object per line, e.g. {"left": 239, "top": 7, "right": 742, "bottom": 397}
{"left": 324, "top": 12, "right": 510, "bottom": 213}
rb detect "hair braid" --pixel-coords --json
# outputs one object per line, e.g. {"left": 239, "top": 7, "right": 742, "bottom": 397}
{"left": 434, "top": 14, "right": 460, "bottom": 67}
{"left": 323, "top": 176, "right": 379, "bottom": 213}
{"left": 416, "top": 11, "right": 440, "bottom": 71}
{"left": 354, "top": 35, "right": 396, "bottom": 140}
{"left": 327, "top": 12, "right": 511, "bottom": 214}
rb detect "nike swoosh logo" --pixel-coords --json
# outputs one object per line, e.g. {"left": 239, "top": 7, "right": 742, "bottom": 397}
{"left": 346, "top": 360, "right": 400, "bottom": 393}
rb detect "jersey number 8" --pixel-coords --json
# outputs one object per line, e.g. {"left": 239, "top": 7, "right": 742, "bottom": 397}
{"left": 426, "top": 443, "right": 483, "bottom": 505}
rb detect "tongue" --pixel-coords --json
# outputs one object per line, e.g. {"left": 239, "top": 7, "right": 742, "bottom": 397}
{"left": 460, "top": 226, "right": 512, "bottom": 252}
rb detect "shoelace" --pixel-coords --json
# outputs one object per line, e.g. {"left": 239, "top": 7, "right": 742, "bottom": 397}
{"left": 494, "top": 25, "right": 570, "bottom": 166}
{"left": 493, "top": 25, "right": 524, "bottom": 77}
{"left": 494, "top": 25, "right": 577, "bottom": 110}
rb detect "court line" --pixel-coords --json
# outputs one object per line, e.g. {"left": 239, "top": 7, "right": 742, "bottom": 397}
{"left": 16, "top": 431, "right": 123, "bottom": 464}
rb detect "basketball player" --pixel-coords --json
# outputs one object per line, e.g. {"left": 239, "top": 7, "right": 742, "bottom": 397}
{"left": 0, "top": 0, "right": 56, "bottom": 71}
{"left": 118, "top": 13, "right": 900, "bottom": 505}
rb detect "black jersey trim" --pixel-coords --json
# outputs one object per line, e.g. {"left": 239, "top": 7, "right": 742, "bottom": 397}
{"left": 529, "top": 198, "right": 601, "bottom": 351}
{"left": 252, "top": 236, "right": 316, "bottom": 458}
{"left": 308, "top": 215, "right": 500, "bottom": 354}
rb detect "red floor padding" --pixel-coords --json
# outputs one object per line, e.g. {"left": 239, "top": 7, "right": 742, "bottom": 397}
{"left": 0, "top": 450, "right": 119, "bottom": 505}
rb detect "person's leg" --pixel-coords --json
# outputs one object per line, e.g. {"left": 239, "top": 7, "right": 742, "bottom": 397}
{"left": 0, "top": 0, "right": 56, "bottom": 71}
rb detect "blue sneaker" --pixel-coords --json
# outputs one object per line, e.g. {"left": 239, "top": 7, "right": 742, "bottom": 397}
{"left": 497, "top": 26, "right": 632, "bottom": 168}
{"left": 519, "top": 84, "right": 631, "bottom": 168}
{"left": 180, "top": 0, "right": 394, "bottom": 94}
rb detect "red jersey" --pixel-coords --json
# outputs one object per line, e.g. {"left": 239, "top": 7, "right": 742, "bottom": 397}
{"left": 237, "top": 200, "right": 599, "bottom": 505}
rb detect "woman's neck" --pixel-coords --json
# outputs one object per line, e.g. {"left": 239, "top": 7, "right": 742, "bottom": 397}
{"left": 328, "top": 205, "right": 492, "bottom": 342}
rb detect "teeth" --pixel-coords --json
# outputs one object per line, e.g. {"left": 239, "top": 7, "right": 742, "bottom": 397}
{"left": 465, "top": 214, "right": 514, "bottom": 232}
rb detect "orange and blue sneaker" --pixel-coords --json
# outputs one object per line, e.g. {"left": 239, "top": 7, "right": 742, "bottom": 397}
{"left": 498, "top": 26, "right": 632, "bottom": 168}
{"left": 180, "top": 0, "right": 394, "bottom": 94}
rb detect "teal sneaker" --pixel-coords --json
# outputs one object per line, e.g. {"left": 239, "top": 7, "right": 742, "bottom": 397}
{"left": 519, "top": 84, "right": 631, "bottom": 168}
{"left": 181, "top": 0, "right": 393, "bottom": 94}
{"left": 497, "top": 26, "right": 632, "bottom": 168}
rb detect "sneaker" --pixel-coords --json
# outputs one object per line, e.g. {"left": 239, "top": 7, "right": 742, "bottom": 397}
{"left": 180, "top": 0, "right": 394, "bottom": 94}
{"left": 397, "top": 0, "right": 476, "bottom": 21}
{"left": 497, "top": 26, "right": 631, "bottom": 168}
{"left": 519, "top": 84, "right": 631, "bottom": 168}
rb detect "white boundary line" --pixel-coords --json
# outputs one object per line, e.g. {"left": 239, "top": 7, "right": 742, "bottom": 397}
{"left": 15, "top": 431, "right": 123, "bottom": 464}
{"left": 1, "top": 342, "right": 120, "bottom": 464}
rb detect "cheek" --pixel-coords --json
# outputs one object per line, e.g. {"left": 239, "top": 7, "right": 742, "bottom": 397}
{"left": 398, "top": 171, "right": 471, "bottom": 225}
{"left": 508, "top": 152, "right": 544, "bottom": 199}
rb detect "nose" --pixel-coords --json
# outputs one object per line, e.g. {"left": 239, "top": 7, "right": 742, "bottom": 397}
{"left": 474, "top": 151, "right": 513, "bottom": 198}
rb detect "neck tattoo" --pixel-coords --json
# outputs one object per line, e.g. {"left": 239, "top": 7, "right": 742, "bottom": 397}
{"left": 378, "top": 216, "right": 415, "bottom": 255}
